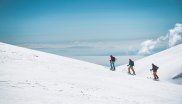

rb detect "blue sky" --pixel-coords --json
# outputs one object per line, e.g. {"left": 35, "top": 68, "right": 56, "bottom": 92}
{"left": 0, "top": 0, "right": 182, "bottom": 43}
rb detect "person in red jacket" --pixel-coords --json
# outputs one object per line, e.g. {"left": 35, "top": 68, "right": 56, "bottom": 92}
{"left": 110, "top": 55, "right": 116, "bottom": 71}
{"left": 150, "top": 63, "right": 159, "bottom": 80}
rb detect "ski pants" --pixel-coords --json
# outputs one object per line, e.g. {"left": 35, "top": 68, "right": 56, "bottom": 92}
{"left": 153, "top": 71, "right": 159, "bottom": 79}
{"left": 110, "top": 61, "right": 115, "bottom": 70}
{"left": 128, "top": 66, "right": 135, "bottom": 74}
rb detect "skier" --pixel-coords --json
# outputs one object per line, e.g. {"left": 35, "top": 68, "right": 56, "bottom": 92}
{"left": 127, "top": 59, "right": 136, "bottom": 75}
{"left": 150, "top": 63, "right": 159, "bottom": 80}
{"left": 110, "top": 55, "right": 116, "bottom": 71}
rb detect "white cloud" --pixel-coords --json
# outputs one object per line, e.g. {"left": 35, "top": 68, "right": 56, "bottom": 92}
{"left": 138, "top": 23, "right": 182, "bottom": 55}
{"left": 138, "top": 40, "right": 157, "bottom": 55}
{"left": 168, "top": 23, "right": 182, "bottom": 47}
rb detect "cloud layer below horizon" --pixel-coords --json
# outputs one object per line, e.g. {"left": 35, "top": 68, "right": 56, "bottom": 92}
{"left": 10, "top": 23, "right": 182, "bottom": 56}
{"left": 17, "top": 40, "right": 143, "bottom": 56}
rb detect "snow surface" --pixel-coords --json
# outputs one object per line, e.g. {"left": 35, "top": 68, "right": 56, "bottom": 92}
{"left": 118, "top": 44, "right": 182, "bottom": 84}
{"left": 0, "top": 42, "right": 182, "bottom": 104}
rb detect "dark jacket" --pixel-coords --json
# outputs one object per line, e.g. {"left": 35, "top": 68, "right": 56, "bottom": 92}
{"left": 129, "top": 59, "right": 134, "bottom": 66}
{"left": 151, "top": 64, "right": 159, "bottom": 72}
{"left": 110, "top": 56, "right": 116, "bottom": 62}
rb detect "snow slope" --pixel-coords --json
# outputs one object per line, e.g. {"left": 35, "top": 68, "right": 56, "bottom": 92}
{"left": 0, "top": 42, "right": 182, "bottom": 104}
{"left": 117, "top": 44, "right": 182, "bottom": 84}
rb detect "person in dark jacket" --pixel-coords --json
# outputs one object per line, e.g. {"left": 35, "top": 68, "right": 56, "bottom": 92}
{"left": 127, "top": 59, "right": 136, "bottom": 75}
{"left": 110, "top": 55, "right": 116, "bottom": 71}
{"left": 150, "top": 63, "right": 159, "bottom": 80}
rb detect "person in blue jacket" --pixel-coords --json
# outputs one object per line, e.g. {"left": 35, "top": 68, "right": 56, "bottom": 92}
{"left": 110, "top": 55, "right": 116, "bottom": 71}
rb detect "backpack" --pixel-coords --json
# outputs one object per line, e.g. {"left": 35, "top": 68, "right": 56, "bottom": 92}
{"left": 112, "top": 57, "right": 116, "bottom": 62}
{"left": 154, "top": 65, "right": 159, "bottom": 70}
{"left": 153, "top": 65, "right": 159, "bottom": 71}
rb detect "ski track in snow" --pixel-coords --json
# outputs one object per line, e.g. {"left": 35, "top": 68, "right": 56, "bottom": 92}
{"left": 0, "top": 42, "right": 182, "bottom": 104}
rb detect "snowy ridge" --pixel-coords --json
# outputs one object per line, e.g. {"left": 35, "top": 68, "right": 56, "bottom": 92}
{"left": 0, "top": 42, "right": 182, "bottom": 104}
{"left": 117, "top": 44, "right": 182, "bottom": 84}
